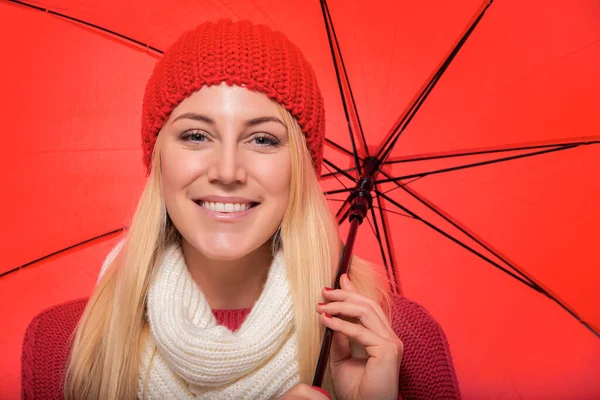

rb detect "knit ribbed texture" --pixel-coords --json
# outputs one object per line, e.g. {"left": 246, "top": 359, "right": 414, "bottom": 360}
{"left": 22, "top": 295, "right": 461, "bottom": 399}
{"left": 141, "top": 20, "right": 326, "bottom": 175}
{"left": 139, "top": 243, "right": 299, "bottom": 399}
{"left": 20, "top": 298, "right": 87, "bottom": 400}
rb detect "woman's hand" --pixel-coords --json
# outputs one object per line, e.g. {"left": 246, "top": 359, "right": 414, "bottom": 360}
{"left": 280, "top": 383, "right": 332, "bottom": 399}
{"left": 316, "top": 274, "right": 403, "bottom": 400}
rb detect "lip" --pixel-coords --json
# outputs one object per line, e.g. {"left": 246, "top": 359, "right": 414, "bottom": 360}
{"left": 194, "top": 195, "right": 259, "bottom": 204}
{"left": 194, "top": 199, "right": 258, "bottom": 222}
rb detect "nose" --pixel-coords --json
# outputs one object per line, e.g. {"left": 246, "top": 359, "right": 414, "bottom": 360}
{"left": 206, "top": 142, "right": 247, "bottom": 185}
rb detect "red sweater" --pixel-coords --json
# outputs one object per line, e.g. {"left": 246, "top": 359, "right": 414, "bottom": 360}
{"left": 21, "top": 294, "right": 461, "bottom": 399}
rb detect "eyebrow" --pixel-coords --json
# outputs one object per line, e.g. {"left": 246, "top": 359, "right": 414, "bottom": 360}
{"left": 171, "top": 112, "right": 285, "bottom": 128}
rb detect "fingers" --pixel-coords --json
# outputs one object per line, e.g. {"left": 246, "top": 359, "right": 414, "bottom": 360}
{"left": 322, "top": 274, "right": 393, "bottom": 331}
{"left": 340, "top": 272, "right": 358, "bottom": 293}
{"left": 319, "top": 311, "right": 403, "bottom": 371}
{"left": 318, "top": 310, "right": 388, "bottom": 350}
{"left": 329, "top": 327, "right": 352, "bottom": 364}
{"left": 317, "top": 274, "right": 404, "bottom": 364}
{"left": 316, "top": 296, "right": 390, "bottom": 338}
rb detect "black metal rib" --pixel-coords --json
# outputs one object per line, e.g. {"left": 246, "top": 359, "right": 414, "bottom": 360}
{"left": 376, "top": 0, "right": 494, "bottom": 164}
{"left": 376, "top": 189, "right": 599, "bottom": 339}
{"left": 383, "top": 139, "right": 600, "bottom": 165}
{"left": 7, "top": 0, "right": 164, "bottom": 54}
{"left": 322, "top": 158, "right": 363, "bottom": 222}
{"left": 320, "top": 0, "right": 368, "bottom": 174}
{"left": 367, "top": 204, "right": 397, "bottom": 294}
{"left": 324, "top": 187, "right": 355, "bottom": 196}
{"left": 375, "top": 142, "right": 581, "bottom": 185}
{"left": 323, "top": 159, "right": 356, "bottom": 221}
{"left": 375, "top": 190, "right": 540, "bottom": 290}
{"left": 325, "top": 138, "right": 362, "bottom": 159}
{"left": 322, "top": 163, "right": 355, "bottom": 223}
{"left": 364, "top": 214, "right": 379, "bottom": 241}
{"left": 371, "top": 189, "right": 400, "bottom": 293}
{"left": 383, "top": 176, "right": 425, "bottom": 191}
{"left": 0, "top": 228, "right": 125, "bottom": 279}
{"left": 321, "top": 167, "right": 358, "bottom": 180}
{"left": 337, "top": 202, "right": 352, "bottom": 225}
{"left": 323, "top": 158, "right": 357, "bottom": 183}
{"left": 323, "top": 161, "right": 351, "bottom": 192}
{"left": 380, "top": 168, "right": 539, "bottom": 286}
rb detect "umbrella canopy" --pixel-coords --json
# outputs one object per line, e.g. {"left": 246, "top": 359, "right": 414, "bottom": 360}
{"left": 1, "top": 0, "right": 599, "bottom": 398}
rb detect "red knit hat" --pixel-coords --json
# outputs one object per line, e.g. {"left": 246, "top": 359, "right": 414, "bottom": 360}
{"left": 141, "top": 19, "right": 325, "bottom": 176}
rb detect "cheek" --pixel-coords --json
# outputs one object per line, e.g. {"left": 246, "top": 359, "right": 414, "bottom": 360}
{"left": 254, "top": 156, "right": 291, "bottom": 205}
{"left": 160, "top": 144, "right": 206, "bottom": 187}
{"left": 159, "top": 145, "right": 205, "bottom": 211}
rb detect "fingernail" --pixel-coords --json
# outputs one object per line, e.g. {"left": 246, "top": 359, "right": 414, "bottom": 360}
{"left": 323, "top": 312, "right": 332, "bottom": 318}
{"left": 324, "top": 287, "right": 334, "bottom": 291}
{"left": 312, "top": 386, "right": 332, "bottom": 399}
{"left": 317, "top": 302, "right": 326, "bottom": 306}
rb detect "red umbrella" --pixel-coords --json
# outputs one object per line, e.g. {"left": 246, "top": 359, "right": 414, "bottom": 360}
{"left": 1, "top": 0, "right": 599, "bottom": 398}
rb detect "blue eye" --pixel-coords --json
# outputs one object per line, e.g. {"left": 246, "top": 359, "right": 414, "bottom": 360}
{"left": 180, "top": 130, "right": 208, "bottom": 143}
{"left": 252, "top": 134, "right": 280, "bottom": 147}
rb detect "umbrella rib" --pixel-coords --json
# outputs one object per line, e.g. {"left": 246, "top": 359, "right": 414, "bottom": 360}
{"left": 323, "top": 158, "right": 357, "bottom": 183}
{"left": 381, "top": 177, "right": 425, "bottom": 195}
{"left": 322, "top": 160, "right": 354, "bottom": 220}
{"left": 325, "top": 138, "right": 362, "bottom": 160}
{"left": 376, "top": 188, "right": 600, "bottom": 338}
{"left": 364, "top": 213, "right": 378, "bottom": 240}
{"left": 323, "top": 162, "right": 352, "bottom": 191}
{"left": 383, "top": 139, "right": 600, "bottom": 165}
{"left": 320, "top": 0, "right": 369, "bottom": 173}
{"left": 0, "top": 228, "right": 125, "bottom": 279}
{"left": 8, "top": 0, "right": 164, "bottom": 55}
{"left": 337, "top": 201, "right": 352, "bottom": 224}
{"left": 366, "top": 206, "right": 397, "bottom": 294}
{"left": 322, "top": 157, "right": 362, "bottom": 220}
{"left": 323, "top": 159, "right": 354, "bottom": 220}
{"left": 322, "top": 158, "right": 356, "bottom": 221}
{"left": 372, "top": 188, "right": 401, "bottom": 293}
{"left": 380, "top": 169, "right": 541, "bottom": 286}
{"left": 321, "top": 167, "right": 358, "bottom": 180}
{"left": 324, "top": 187, "right": 355, "bottom": 196}
{"left": 375, "top": 189, "right": 540, "bottom": 290}
{"left": 375, "top": 143, "right": 582, "bottom": 185}
{"left": 376, "top": 0, "right": 494, "bottom": 164}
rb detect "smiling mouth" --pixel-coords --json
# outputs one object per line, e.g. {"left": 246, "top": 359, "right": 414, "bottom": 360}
{"left": 194, "top": 200, "right": 259, "bottom": 213}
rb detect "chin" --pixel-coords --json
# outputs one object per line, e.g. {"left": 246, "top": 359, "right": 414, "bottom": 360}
{"left": 200, "top": 247, "right": 248, "bottom": 261}
{"left": 189, "top": 236, "right": 266, "bottom": 261}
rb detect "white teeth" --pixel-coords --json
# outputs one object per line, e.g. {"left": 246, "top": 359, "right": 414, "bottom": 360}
{"left": 200, "top": 201, "right": 252, "bottom": 213}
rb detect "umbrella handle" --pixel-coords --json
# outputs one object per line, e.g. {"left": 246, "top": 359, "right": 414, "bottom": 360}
{"left": 311, "top": 217, "right": 362, "bottom": 387}
{"left": 312, "top": 159, "right": 378, "bottom": 387}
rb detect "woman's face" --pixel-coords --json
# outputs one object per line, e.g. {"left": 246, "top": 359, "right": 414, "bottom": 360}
{"left": 159, "top": 83, "right": 291, "bottom": 260}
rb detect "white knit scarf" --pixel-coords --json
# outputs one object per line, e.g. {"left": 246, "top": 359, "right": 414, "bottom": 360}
{"left": 99, "top": 241, "right": 300, "bottom": 399}
{"left": 138, "top": 243, "right": 299, "bottom": 399}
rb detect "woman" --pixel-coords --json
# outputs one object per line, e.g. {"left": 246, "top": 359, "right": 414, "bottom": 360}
{"left": 21, "top": 20, "right": 461, "bottom": 399}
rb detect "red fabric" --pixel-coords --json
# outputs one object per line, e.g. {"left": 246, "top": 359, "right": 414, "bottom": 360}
{"left": 21, "top": 294, "right": 460, "bottom": 399}
{"left": 141, "top": 19, "right": 326, "bottom": 175}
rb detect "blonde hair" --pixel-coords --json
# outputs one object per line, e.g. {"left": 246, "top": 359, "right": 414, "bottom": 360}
{"left": 64, "top": 104, "right": 392, "bottom": 399}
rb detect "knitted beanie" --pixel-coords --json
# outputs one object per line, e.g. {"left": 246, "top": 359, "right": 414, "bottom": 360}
{"left": 141, "top": 19, "right": 326, "bottom": 175}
